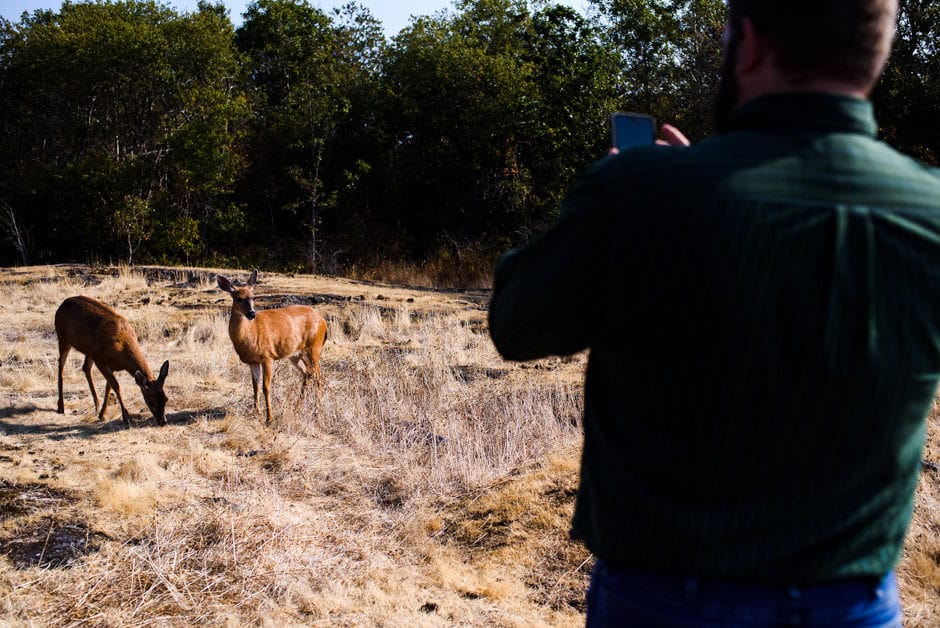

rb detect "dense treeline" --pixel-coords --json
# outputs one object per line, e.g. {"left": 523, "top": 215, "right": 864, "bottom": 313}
{"left": 0, "top": 0, "right": 937, "bottom": 279}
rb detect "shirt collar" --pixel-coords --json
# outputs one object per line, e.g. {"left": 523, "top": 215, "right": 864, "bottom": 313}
{"left": 721, "top": 92, "right": 878, "bottom": 137}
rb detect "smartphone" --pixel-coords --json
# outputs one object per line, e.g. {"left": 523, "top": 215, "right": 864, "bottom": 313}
{"left": 611, "top": 112, "right": 656, "bottom": 151}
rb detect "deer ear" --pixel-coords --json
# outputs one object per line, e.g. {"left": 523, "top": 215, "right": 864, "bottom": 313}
{"left": 134, "top": 370, "right": 148, "bottom": 388}
{"left": 217, "top": 275, "right": 233, "bottom": 293}
{"left": 158, "top": 360, "right": 169, "bottom": 382}
{"left": 248, "top": 269, "right": 258, "bottom": 286}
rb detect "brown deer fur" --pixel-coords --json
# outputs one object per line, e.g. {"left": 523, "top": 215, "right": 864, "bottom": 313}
{"left": 217, "top": 270, "right": 328, "bottom": 424}
{"left": 55, "top": 295, "right": 169, "bottom": 425}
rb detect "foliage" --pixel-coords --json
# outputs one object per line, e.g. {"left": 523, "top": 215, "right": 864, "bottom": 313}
{"left": 235, "top": 0, "right": 381, "bottom": 271}
{"left": 872, "top": 0, "right": 940, "bottom": 165}
{"left": 0, "top": 0, "right": 937, "bottom": 274}
{"left": 372, "top": 0, "right": 619, "bottom": 255}
{"left": 0, "top": 0, "right": 246, "bottom": 262}
{"left": 591, "top": 0, "right": 724, "bottom": 141}
{"left": 113, "top": 195, "right": 154, "bottom": 264}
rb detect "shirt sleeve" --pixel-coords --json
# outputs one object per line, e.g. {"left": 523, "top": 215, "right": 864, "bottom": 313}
{"left": 488, "top": 158, "right": 617, "bottom": 361}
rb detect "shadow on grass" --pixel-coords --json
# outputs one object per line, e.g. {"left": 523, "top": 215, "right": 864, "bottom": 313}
{"left": 166, "top": 407, "right": 227, "bottom": 425}
{"left": 0, "top": 406, "right": 228, "bottom": 439}
{"left": 0, "top": 415, "right": 125, "bottom": 439}
{"left": 0, "top": 405, "right": 38, "bottom": 420}
{"left": 0, "top": 517, "right": 108, "bottom": 570}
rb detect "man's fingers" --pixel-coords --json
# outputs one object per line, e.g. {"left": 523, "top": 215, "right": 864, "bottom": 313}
{"left": 659, "top": 124, "right": 691, "bottom": 147}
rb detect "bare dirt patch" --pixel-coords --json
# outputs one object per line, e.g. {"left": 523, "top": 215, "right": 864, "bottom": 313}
{"left": 0, "top": 517, "right": 107, "bottom": 569}
{"left": 0, "top": 480, "right": 74, "bottom": 519}
{"left": 0, "top": 480, "right": 107, "bottom": 570}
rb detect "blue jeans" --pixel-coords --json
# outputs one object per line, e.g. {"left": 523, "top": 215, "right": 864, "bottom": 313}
{"left": 586, "top": 560, "right": 903, "bottom": 627}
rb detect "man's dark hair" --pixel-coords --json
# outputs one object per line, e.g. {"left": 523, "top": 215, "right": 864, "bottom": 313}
{"left": 728, "top": 0, "right": 897, "bottom": 87}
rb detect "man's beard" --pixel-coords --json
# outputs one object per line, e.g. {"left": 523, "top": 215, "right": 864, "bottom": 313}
{"left": 712, "top": 27, "right": 741, "bottom": 132}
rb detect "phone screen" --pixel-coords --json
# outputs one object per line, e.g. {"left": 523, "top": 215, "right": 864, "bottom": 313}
{"left": 611, "top": 113, "right": 656, "bottom": 151}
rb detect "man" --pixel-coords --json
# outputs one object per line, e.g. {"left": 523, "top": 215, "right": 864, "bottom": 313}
{"left": 488, "top": 1, "right": 940, "bottom": 625}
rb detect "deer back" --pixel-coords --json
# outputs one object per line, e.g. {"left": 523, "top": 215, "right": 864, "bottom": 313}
{"left": 55, "top": 296, "right": 151, "bottom": 377}
{"left": 236, "top": 305, "right": 323, "bottom": 361}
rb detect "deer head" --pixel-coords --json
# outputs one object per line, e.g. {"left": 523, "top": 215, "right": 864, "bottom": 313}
{"left": 217, "top": 270, "right": 258, "bottom": 321}
{"left": 134, "top": 360, "right": 170, "bottom": 424}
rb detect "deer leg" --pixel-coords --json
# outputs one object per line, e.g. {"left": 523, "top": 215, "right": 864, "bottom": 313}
{"left": 100, "top": 380, "right": 111, "bottom": 420}
{"left": 249, "top": 364, "right": 262, "bottom": 415}
{"left": 56, "top": 342, "right": 71, "bottom": 414}
{"left": 310, "top": 343, "right": 323, "bottom": 415}
{"left": 82, "top": 356, "right": 100, "bottom": 413}
{"left": 262, "top": 359, "right": 274, "bottom": 425}
{"left": 290, "top": 355, "right": 310, "bottom": 410}
{"left": 298, "top": 373, "right": 312, "bottom": 411}
{"left": 98, "top": 367, "right": 130, "bottom": 424}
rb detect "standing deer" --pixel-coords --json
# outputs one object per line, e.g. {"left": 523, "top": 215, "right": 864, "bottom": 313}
{"left": 55, "top": 296, "right": 170, "bottom": 425}
{"left": 217, "top": 270, "right": 327, "bottom": 424}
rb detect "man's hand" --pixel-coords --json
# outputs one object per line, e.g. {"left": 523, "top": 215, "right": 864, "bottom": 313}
{"left": 657, "top": 124, "right": 691, "bottom": 147}
{"left": 609, "top": 123, "right": 690, "bottom": 155}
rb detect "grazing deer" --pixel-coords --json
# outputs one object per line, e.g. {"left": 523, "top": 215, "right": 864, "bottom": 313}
{"left": 55, "top": 296, "right": 170, "bottom": 425}
{"left": 217, "top": 270, "right": 328, "bottom": 424}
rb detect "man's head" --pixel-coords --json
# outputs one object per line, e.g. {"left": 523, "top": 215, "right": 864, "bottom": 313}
{"left": 714, "top": 0, "right": 898, "bottom": 128}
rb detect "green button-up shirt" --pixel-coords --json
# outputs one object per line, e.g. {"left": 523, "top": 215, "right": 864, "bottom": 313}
{"left": 489, "top": 93, "right": 940, "bottom": 584}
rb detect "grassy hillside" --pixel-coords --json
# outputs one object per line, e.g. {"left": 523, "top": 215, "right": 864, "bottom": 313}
{"left": 0, "top": 265, "right": 937, "bottom": 626}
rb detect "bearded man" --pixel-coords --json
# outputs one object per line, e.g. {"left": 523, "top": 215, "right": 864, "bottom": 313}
{"left": 489, "top": 1, "right": 940, "bottom": 625}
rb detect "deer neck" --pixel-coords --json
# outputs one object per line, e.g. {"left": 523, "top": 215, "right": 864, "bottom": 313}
{"left": 123, "top": 342, "right": 153, "bottom": 381}
{"left": 229, "top": 310, "right": 256, "bottom": 346}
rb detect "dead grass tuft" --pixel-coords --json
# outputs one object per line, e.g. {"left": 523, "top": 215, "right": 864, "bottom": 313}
{"left": 95, "top": 475, "right": 170, "bottom": 517}
{"left": 254, "top": 446, "right": 293, "bottom": 473}
{"left": 112, "top": 454, "right": 169, "bottom": 483}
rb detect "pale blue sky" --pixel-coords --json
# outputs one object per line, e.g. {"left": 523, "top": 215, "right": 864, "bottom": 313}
{"left": 0, "top": 0, "right": 590, "bottom": 35}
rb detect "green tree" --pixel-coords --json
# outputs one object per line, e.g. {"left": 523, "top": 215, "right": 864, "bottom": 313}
{"left": 370, "top": 0, "right": 619, "bottom": 258}
{"left": 873, "top": 0, "right": 940, "bottom": 165}
{"left": 113, "top": 194, "right": 154, "bottom": 264}
{"left": 237, "top": 0, "right": 364, "bottom": 271}
{"left": 0, "top": 0, "right": 247, "bottom": 263}
{"left": 308, "top": 3, "right": 387, "bottom": 271}
{"left": 522, "top": 4, "right": 621, "bottom": 223}
{"left": 590, "top": 0, "right": 724, "bottom": 141}
{"left": 379, "top": 0, "right": 536, "bottom": 248}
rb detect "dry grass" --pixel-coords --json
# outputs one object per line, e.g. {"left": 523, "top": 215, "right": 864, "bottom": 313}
{"left": 0, "top": 264, "right": 937, "bottom": 626}
{"left": 343, "top": 244, "right": 499, "bottom": 290}
{"left": 899, "top": 394, "right": 940, "bottom": 626}
{"left": 0, "top": 264, "right": 588, "bottom": 626}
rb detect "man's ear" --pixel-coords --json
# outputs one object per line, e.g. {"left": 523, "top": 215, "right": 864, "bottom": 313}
{"left": 735, "top": 17, "right": 769, "bottom": 75}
